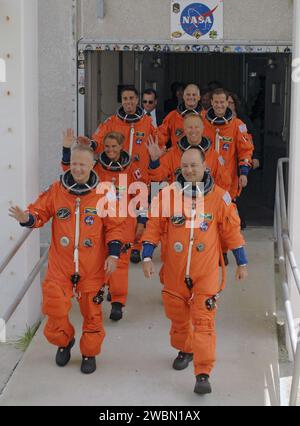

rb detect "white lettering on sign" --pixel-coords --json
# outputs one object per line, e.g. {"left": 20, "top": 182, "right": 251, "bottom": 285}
{"left": 182, "top": 16, "right": 213, "bottom": 25}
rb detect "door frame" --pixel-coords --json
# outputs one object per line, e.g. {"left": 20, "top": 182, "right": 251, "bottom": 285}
{"left": 77, "top": 40, "right": 292, "bottom": 135}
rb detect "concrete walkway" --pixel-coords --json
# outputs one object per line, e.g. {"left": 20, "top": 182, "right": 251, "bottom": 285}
{"left": 0, "top": 228, "right": 281, "bottom": 406}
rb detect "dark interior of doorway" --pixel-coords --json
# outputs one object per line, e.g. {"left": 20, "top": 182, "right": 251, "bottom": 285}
{"left": 143, "top": 52, "right": 291, "bottom": 227}
{"left": 85, "top": 51, "right": 291, "bottom": 227}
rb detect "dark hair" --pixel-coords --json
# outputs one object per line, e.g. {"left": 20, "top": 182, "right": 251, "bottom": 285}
{"left": 142, "top": 88, "right": 157, "bottom": 99}
{"left": 227, "top": 92, "right": 243, "bottom": 116}
{"left": 211, "top": 88, "right": 229, "bottom": 99}
{"left": 184, "top": 145, "right": 205, "bottom": 162}
{"left": 120, "top": 86, "right": 139, "bottom": 97}
{"left": 207, "top": 80, "right": 223, "bottom": 91}
{"left": 170, "top": 81, "right": 185, "bottom": 97}
{"left": 201, "top": 86, "right": 211, "bottom": 96}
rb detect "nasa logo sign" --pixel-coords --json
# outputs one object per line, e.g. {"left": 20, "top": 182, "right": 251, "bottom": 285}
{"left": 181, "top": 3, "right": 215, "bottom": 38}
{"left": 171, "top": 1, "right": 223, "bottom": 41}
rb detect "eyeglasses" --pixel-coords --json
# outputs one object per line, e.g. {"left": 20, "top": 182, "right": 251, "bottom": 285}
{"left": 142, "top": 100, "right": 154, "bottom": 104}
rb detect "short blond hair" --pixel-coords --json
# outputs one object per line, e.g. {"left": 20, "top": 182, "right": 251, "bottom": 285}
{"left": 183, "top": 112, "right": 204, "bottom": 124}
{"left": 71, "top": 143, "right": 95, "bottom": 160}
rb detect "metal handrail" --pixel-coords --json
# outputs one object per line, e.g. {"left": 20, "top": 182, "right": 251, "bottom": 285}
{"left": 274, "top": 157, "right": 300, "bottom": 406}
{"left": 0, "top": 228, "right": 49, "bottom": 327}
{"left": 0, "top": 228, "right": 32, "bottom": 274}
{"left": 1, "top": 247, "right": 49, "bottom": 324}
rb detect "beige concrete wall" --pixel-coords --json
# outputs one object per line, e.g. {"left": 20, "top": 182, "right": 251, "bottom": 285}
{"left": 38, "top": 0, "right": 293, "bottom": 191}
{"left": 79, "top": 0, "right": 293, "bottom": 42}
{"left": 38, "top": 0, "right": 76, "bottom": 190}
{"left": 37, "top": 0, "right": 293, "bottom": 245}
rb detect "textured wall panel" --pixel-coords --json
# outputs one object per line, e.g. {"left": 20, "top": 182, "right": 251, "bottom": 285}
{"left": 79, "top": 0, "right": 292, "bottom": 42}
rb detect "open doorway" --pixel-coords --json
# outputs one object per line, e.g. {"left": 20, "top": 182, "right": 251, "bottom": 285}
{"left": 82, "top": 50, "right": 291, "bottom": 226}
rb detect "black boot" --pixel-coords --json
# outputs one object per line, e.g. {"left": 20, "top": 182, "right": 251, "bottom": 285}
{"left": 130, "top": 249, "right": 141, "bottom": 264}
{"left": 55, "top": 338, "right": 75, "bottom": 367}
{"left": 172, "top": 351, "right": 193, "bottom": 370}
{"left": 81, "top": 356, "right": 96, "bottom": 374}
{"left": 194, "top": 374, "right": 212, "bottom": 395}
{"left": 109, "top": 302, "right": 123, "bottom": 321}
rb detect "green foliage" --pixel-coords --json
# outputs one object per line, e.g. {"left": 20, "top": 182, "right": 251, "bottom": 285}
{"left": 12, "top": 322, "right": 40, "bottom": 352}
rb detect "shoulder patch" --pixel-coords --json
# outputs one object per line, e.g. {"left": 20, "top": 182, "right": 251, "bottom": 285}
{"left": 222, "top": 192, "right": 231, "bottom": 206}
{"left": 40, "top": 184, "right": 52, "bottom": 196}
{"left": 239, "top": 123, "right": 248, "bottom": 133}
{"left": 43, "top": 184, "right": 52, "bottom": 192}
{"left": 102, "top": 116, "right": 112, "bottom": 126}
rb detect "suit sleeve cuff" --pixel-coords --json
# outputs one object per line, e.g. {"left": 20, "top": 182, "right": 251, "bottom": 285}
{"left": 90, "top": 140, "right": 98, "bottom": 151}
{"left": 20, "top": 213, "right": 35, "bottom": 228}
{"left": 62, "top": 147, "right": 71, "bottom": 165}
{"left": 137, "top": 216, "right": 148, "bottom": 225}
{"left": 239, "top": 165, "right": 250, "bottom": 176}
{"left": 142, "top": 243, "right": 156, "bottom": 259}
{"left": 108, "top": 240, "right": 122, "bottom": 257}
{"left": 149, "top": 159, "right": 160, "bottom": 169}
{"left": 232, "top": 247, "right": 248, "bottom": 266}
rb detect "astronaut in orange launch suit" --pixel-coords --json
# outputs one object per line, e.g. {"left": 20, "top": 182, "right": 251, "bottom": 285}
{"left": 9, "top": 144, "right": 126, "bottom": 374}
{"left": 141, "top": 146, "right": 248, "bottom": 395}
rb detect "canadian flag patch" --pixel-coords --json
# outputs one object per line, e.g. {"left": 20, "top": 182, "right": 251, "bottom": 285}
{"left": 134, "top": 169, "right": 142, "bottom": 180}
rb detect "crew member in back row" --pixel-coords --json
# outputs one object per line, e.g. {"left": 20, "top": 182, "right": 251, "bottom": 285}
{"left": 158, "top": 84, "right": 202, "bottom": 149}
{"left": 142, "top": 88, "right": 165, "bottom": 127}
{"left": 142, "top": 147, "right": 248, "bottom": 395}
{"left": 147, "top": 113, "right": 231, "bottom": 192}
{"left": 202, "top": 88, "right": 254, "bottom": 201}
{"left": 9, "top": 144, "right": 125, "bottom": 374}
{"left": 89, "top": 86, "right": 161, "bottom": 264}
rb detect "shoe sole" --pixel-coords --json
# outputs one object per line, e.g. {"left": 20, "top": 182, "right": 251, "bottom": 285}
{"left": 172, "top": 356, "right": 193, "bottom": 371}
{"left": 194, "top": 384, "right": 212, "bottom": 395}
{"left": 81, "top": 366, "right": 96, "bottom": 374}
{"left": 109, "top": 313, "right": 123, "bottom": 321}
{"left": 81, "top": 359, "right": 96, "bottom": 374}
{"left": 55, "top": 338, "right": 75, "bottom": 367}
{"left": 172, "top": 362, "right": 191, "bottom": 370}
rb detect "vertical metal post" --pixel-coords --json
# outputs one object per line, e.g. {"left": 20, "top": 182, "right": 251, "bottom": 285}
{"left": 289, "top": 340, "right": 300, "bottom": 406}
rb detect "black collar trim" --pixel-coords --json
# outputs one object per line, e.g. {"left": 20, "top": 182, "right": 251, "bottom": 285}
{"left": 206, "top": 107, "right": 233, "bottom": 125}
{"left": 177, "top": 136, "right": 211, "bottom": 153}
{"left": 177, "top": 102, "right": 202, "bottom": 117}
{"left": 98, "top": 151, "right": 131, "bottom": 171}
{"left": 116, "top": 105, "right": 144, "bottom": 123}
{"left": 175, "top": 170, "right": 214, "bottom": 198}
{"left": 61, "top": 170, "right": 99, "bottom": 195}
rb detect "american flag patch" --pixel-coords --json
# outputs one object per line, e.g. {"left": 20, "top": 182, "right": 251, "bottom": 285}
{"left": 239, "top": 123, "right": 248, "bottom": 133}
